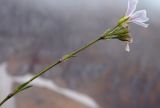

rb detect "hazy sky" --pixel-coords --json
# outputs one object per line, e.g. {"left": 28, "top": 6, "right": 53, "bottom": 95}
{"left": 19, "top": 0, "right": 160, "bottom": 12}
{"left": 144, "top": 0, "right": 160, "bottom": 10}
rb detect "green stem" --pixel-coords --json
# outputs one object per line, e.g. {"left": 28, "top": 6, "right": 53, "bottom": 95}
{"left": 0, "top": 25, "right": 119, "bottom": 107}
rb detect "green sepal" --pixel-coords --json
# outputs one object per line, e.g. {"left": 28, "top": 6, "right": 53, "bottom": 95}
{"left": 115, "top": 34, "right": 132, "bottom": 42}
{"left": 118, "top": 16, "right": 129, "bottom": 26}
{"left": 112, "top": 27, "right": 129, "bottom": 35}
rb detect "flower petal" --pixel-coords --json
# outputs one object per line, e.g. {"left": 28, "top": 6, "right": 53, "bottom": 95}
{"left": 131, "top": 10, "right": 149, "bottom": 22}
{"left": 132, "top": 20, "right": 149, "bottom": 28}
{"left": 126, "top": 0, "right": 139, "bottom": 16}
{"left": 125, "top": 42, "right": 130, "bottom": 52}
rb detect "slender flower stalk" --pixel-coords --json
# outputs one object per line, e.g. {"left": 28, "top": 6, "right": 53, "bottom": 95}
{"left": 0, "top": 0, "right": 149, "bottom": 106}
{"left": 0, "top": 25, "right": 123, "bottom": 106}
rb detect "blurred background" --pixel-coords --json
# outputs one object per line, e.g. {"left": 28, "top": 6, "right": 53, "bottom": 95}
{"left": 0, "top": 0, "right": 160, "bottom": 108}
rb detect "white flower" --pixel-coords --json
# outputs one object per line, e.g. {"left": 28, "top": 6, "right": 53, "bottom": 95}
{"left": 126, "top": 0, "right": 149, "bottom": 28}
{"left": 124, "top": 0, "right": 149, "bottom": 52}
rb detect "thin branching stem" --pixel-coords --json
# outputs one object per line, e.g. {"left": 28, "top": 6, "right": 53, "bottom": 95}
{"left": 0, "top": 25, "right": 120, "bottom": 107}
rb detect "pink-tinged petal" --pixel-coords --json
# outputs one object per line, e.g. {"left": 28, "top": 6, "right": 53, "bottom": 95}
{"left": 132, "top": 20, "right": 149, "bottom": 28}
{"left": 126, "top": 0, "right": 139, "bottom": 16}
{"left": 125, "top": 42, "right": 130, "bottom": 52}
{"left": 131, "top": 10, "right": 149, "bottom": 22}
